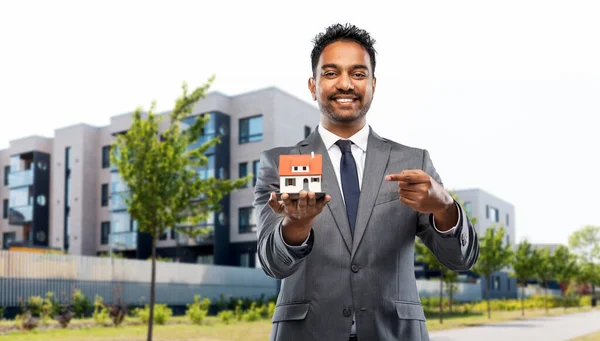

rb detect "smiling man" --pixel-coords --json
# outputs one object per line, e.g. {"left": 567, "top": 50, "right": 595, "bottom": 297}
{"left": 253, "top": 23, "right": 480, "bottom": 341}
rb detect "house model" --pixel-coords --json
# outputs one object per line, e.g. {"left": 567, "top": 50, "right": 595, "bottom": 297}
{"left": 279, "top": 152, "right": 323, "bottom": 194}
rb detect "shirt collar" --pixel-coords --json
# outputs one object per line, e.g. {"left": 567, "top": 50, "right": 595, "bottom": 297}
{"left": 318, "top": 123, "right": 370, "bottom": 152}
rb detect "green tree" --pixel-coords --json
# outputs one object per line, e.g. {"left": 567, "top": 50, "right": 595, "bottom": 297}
{"left": 569, "top": 225, "right": 600, "bottom": 299}
{"left": 531, "top": 247, "right": 554, "bottom": 314}
{"left": 111, "top": 77, "right": 250, "bottom": 341}
{"left": 511, "top": 239, "right": 536, "bottom": 316}
{"left": 472, "top": 225, "right": 513, "bottom": 319}
{"left": 551, "top": 245, "right": 578, "bottom": 310}
{"left": 443, "top": 270, "right": 459, "bottom": 313}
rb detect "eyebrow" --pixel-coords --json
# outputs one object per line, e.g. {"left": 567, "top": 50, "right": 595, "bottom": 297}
{"left": 321, "top": 64, "right": 369, "bottom": 71}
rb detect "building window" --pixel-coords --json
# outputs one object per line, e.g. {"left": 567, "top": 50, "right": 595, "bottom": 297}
{"left": 101, "top": 184, "right": 109, "bottom": 207}
{"left": 3, "top": 166, "right": 9, "bottom": 186}
{"left": 65, "top": 147, "right": 72, "bottom": 171}
{"left": 2, "top": 199, "right": 8, "bottom": 219}
{"left": 102, "top": 146, "right": 111, "bottom": 168}
{"left": 304, "top": 126, "right": 311, "bottom": 138}
{"left": 240, "top": 252, "right": 250, "bottom": 267}
{"left": 506, "top": 213, "right": 509, "bottom": 226}
{"left": 101, "top": 222, "right": 110, "bottom": 245}
{"left": 464, "top": 201, "right": 472, "bottom": 216}
{"left": 486, "top": 205, "right": 499, "bottom": 223}
{"left": 239, "top": 115, "right": 263, "bottom": 144}
{"left": 506, "top": 235, "right": 510, "bottom": 246}
{"left": 239, "top": 207, "right": 256, "bottom": 233}
{"left": 494, "top": 276, "right": 501, "bottom": 291}
{"left": 239, "top": 162, "right": 248, "bottom": 187}
{"left": 286, "top": 178, "right": 295, "bottom": 186}
{"left": 253, "top": 160, "right": 259, "bottom": 187}
{"left": 312, "top": 177, "right": 320, "bottom": 182}
{"left": 2, "top": 232, "right": 16, "bottom": 249}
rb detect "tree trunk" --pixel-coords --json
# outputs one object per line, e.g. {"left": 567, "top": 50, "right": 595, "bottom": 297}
{"left": 449, "top": 285, "right": 454, "bottom": 314}
{"left": 544, "top": 282, "right": 548, "bottom": 314}
{"left": 146, "top": 233, "right": 158, "bottom": 341}
{"left": 487, "top": 275, "right": 491, "bottom": 319}
{"left": 521, "top": 285, "right": 525, "bottom": 316}
{"left": 439, "top": 278, "right": 444, "bottom": 324}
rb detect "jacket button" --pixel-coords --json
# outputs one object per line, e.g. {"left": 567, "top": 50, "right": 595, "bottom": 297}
{"left": 351, "top": 264, "right": 359, "bottom": 273}
{"left": 343, "top": 308, "right": 352, "bottom": 317}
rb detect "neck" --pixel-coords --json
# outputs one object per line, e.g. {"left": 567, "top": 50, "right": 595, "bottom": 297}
{"left": 320, "top": 117, "right": 366, "bottom": 138}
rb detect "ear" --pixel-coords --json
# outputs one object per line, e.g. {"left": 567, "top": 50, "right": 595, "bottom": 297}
{"left": 308, "top": 77, "right": 316, "bottom": 101}
{"left": 372, "top": 76, "right": 377, "bottom": 95}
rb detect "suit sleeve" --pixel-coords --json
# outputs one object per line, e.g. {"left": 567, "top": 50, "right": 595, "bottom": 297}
{"left": 415, "top": 149, "right": 480, "bottom": 271}
{"left": 253, "top": 150, "right": 314, "bottom": 279}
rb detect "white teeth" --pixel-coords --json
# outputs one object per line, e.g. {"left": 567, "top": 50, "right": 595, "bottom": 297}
{"left": 336, "top": 98, "right": 354, "bottom": 103}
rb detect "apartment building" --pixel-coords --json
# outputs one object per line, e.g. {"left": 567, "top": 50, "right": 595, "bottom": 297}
{"left": 453, "top": 188, "right": 518, "bottom": 299}
{"left": 0, "top": 86, "right": 320, "bottom": 267}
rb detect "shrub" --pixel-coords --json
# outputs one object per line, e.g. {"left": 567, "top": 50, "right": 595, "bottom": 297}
{"left": 55, "top": 305, "right": 74, "bottom": 328}
{"left": 72, "top": 289, "right": 91, "bottom": 318}
{"left": 0, "top": 307, "right": 4, "bottom": 320}
{"left": 15, "top": 311, "right": 39, "bottom": 331}
{"left": 93, "top": 295, "right": 110, "bottom": 326}
{"left": 186, "top": 295, "right": 211, "bottom": 325}
{"left": 218, "top": 310, "right": 234, "bottom": 324}
{"left": 108, "top": 303, "right": 128, "bottom": 327}
{"left": 136, "top": 304, "right": 172, "bottom": 325}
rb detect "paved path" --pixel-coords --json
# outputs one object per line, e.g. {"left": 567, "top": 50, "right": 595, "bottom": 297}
{"left": 429, "top": 310, "right": 600, "bottom": 341}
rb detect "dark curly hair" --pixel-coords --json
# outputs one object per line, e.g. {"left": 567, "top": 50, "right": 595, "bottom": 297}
{"left": 310, "top": 23, "right": 377, "bottom": 77}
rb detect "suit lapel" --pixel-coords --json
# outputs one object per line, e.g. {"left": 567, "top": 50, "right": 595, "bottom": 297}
{"left": 351, "top": 129, "right": 391, "bottom": 259}
{"left": 299, "top": 127, "right": 353, "bottom": 254}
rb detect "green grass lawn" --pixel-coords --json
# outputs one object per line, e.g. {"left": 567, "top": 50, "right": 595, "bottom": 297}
{"left": 0, "top": 307, "right": 597, "bottom": 341}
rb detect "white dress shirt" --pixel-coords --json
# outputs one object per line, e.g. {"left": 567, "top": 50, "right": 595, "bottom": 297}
{"left": 281, "top": 123, "right": 459, "bottom": 336}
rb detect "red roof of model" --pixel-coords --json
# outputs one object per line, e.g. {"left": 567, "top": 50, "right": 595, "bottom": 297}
{"left": 279, "top": 154, "right": 323, "bottom": 176}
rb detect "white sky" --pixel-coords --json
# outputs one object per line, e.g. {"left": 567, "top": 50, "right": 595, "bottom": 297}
{"left": 1, "top": 0, "right": 599, "bottom": 246}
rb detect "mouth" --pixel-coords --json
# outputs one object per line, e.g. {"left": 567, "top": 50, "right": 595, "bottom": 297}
{"left": 331, "top": 97, "right": 359, "bottom": 106}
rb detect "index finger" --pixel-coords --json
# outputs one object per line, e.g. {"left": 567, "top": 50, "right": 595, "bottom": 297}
{"left": 384, "top": 170, "right": 429, "bottom": 183}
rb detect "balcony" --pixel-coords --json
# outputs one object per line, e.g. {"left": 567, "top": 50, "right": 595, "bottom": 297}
{"left": 175, "top": 225, "right": 214, "bottom": 246}
{"left": 8, "top": 205, "right": 33, "bottom": 225}
{"left": 8, "top": 169, "right": 34, "bottom": 189}
{"left": 110, "top": 191, "right": 129, "bottom": 211}
{"left": 108, "top": 231, "right": 137, "bottom": 251}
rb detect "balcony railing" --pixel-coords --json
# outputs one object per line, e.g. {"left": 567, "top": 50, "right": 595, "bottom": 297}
{"left": 175, "top": 225, "right": 214, "bottom": 246}
{"left": 8, "top": 205, "right": 33, "bottom": 225}
{"left": 8, "top": 169, "right": 34, "bottom": 189}
{"left": 110, "top": 191, "right": 129, "bottom": 211}
{"left": 108, "top": 231, "right": 137, "bottom": 251}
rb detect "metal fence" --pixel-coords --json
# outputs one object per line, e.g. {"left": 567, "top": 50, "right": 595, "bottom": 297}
{"left": 0, "top": 250, "right": 278, "bottom": 308}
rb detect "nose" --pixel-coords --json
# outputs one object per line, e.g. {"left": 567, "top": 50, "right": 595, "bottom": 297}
{"left": 336, "top": 72, "right": 354, "bottom": 91}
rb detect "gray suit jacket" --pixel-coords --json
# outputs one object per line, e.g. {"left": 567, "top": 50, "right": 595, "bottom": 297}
{"left": 253, "top": 126, "right": 479, "bottom": 341}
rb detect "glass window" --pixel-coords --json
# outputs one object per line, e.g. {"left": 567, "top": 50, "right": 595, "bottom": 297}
{"left": 506, "top": 213, "right": 509, "bottom": 226}
{"left": 196, "top": 155, "right": 215, "bottom": 180}
{"left": 239, "top": 207, "right": 256, "bottom": 233}
{"left": 487, "top": 205, "right": 499, "bottom": 222}
{"left": 102, "top": 146, "right": 111, "bottom": 168}
{"left": 101, "top": 222, "right": 110, "bottom": 245}
{"left": 239, "top": 162, "right": 248, "bottom": 187}
{"left": 253, "top": 160, "right": 260, "bottom": 186}
{"left": 2, "top": 199, "right": 8, "bottom": 219}
{"left": 3, "top": 166, "right": 9, "bottom": 186}
{"left": 2, "top": 232, "right": 16, "bottom": 249}
{"left": 10, "top": 187, "right": 30, "bottom": 207}
{"left": 240, "top": 252, "right": 250, "bottom": 267}
{"left": 239, "top": 115, "right": 263, "bottom": 144}
{"left": 101, "top": 184, "right": 109, "bottom": 207}
{"left": 111, "top": 212, "right": 132, "bottom": 234}
{"left": 65, "top": 147, "right": 71, "bottom": 170}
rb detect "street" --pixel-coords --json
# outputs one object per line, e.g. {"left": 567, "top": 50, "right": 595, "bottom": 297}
{"left": 430, "top": 310, "right": 600, "bottom": 341}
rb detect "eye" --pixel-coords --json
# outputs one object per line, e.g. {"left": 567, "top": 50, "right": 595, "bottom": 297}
{"left": 324, "top": 71, "right": 336, "bottom": 77}
{"left": 354, "top": 72, "right": 367, "bottom": 78}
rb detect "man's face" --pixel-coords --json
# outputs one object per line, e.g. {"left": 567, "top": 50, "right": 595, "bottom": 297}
{"left": 309, "top": 40, "right": 376, "bottom": 124}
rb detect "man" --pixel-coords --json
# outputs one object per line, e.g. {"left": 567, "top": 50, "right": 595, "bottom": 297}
{"left": 253, "top": 23, "right": 479, "bottom": 341}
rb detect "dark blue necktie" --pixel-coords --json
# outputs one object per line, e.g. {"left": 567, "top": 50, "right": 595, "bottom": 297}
{"left": 335, "top": 139, "right": 360, "bottom": 235}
